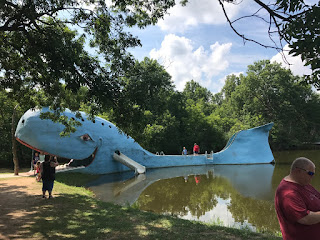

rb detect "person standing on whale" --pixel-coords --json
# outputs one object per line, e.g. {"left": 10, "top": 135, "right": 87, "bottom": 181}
{"left": 193, "top": 143, "right": 200, "bottom": 155}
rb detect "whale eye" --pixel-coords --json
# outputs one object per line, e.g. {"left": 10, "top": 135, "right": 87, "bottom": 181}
{"left": 80, "top": 134, "right": 92, "bottom": 141}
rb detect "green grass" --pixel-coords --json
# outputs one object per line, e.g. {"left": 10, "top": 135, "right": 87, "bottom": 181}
{"left": 30, "top": 184, "right": 281, "bottom": 240}
{"left": 1, "top": 171, "right": 282, "bottom": 240}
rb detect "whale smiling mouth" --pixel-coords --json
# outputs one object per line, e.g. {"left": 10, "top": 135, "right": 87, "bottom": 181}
{"left": 16, "top": 137, "right": 97, "bottom": 169}
{"left": 66, "top": 148, "right": 97, "bottom": 168}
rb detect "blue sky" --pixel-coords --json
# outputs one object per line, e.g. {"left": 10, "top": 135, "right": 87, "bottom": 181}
{"left": 127, "top": 0, "right": 312, "bottom": 93}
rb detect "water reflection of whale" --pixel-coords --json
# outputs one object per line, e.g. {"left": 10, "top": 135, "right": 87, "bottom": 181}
{"left": 87, "top": 164, "right": 275, "bottom": 205}
{"left": 214, "top": 164, "right": 275, "bottom": 200}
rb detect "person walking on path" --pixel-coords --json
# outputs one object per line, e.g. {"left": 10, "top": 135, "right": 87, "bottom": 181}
{"left": 40, "top": 155, "right": 59, "bottom": 199}
{"left": 275, "top": 157, "right": 320, "bottom": 240}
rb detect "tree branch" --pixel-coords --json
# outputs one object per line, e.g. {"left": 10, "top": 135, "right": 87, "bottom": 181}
{"left": 218, "top": 0, "right": 282, "bottom": 50}
{"left": 253, "top": 0, "right": 292, "bottom": 22}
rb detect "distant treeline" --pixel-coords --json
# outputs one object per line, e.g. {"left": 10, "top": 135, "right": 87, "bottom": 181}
{"left": 1, "top": 59, "right": 320, "bottom": 168}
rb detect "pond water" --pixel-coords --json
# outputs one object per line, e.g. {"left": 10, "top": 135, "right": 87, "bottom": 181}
{"left": 86, "top": 150, "right": 320, "bottom": 233}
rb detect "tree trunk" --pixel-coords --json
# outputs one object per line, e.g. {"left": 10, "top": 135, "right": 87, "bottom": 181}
{"left": 12, "top": 105, "right": 19, "bottom": 175}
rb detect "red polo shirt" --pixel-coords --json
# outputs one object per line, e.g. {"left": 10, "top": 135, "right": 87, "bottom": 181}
{"left": 193, "top": 145, "right": 199, "bottom": 153}
{"left": 275, "top": 179, "right": 320, "bottom": 240}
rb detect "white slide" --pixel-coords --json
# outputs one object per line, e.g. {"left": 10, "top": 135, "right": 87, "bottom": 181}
{"left": 113, "top": 152, "right": 146, "bottom": 174}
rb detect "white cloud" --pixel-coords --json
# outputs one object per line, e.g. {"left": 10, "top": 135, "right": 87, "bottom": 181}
{"left": 150, "top": 34, "right": 232, "bottom": 92}
{"left": 157, "top": 0, "right": 240, "bottom": 32}
{"left": 270, "top": 45, "right": 312, "bottom": 76}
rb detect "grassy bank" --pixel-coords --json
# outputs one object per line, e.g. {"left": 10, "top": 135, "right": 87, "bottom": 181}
{"left": 0, "top": 171, "right": 282, "bottom": 239}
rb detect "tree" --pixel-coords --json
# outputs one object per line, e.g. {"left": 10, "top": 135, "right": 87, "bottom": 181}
{"left": 0, "top": 0, "right": 178, "bottom": 118}
{"left": 182, "top": 81, "right": 226, "bottom": 152}
{"left": 11, "top": 104, "right": 19, "bottom": 175}
{"left": 0, "top": 0, "right": 180, "bottom": 170}
{"left": 0, "top": 1, "right": 181, "bottom": 170}
{"left": 107, "top": 57, "right": 174, "bottom": 142}
{"left": 217, "top": 60, "right": 320, "bottom": 149}
{"left": 183, "top": 80, "right": 215, "bottom": 115}
{"left": 1, "top": 10, "right": 130, "bottom": 114}
{"left": 221, "top": 74, "right": 241, "bottom": 102}
{"left": 181, "top": 0, "right": 320, "bottom": 87}
{"left": 183, "top": 80, "right": 212, "bottom": 103}
{"left": 0, "top": 91, "right": 18, "bottom": 167}
{"left": 0, "top": 88, "right": 43, "bottom": 172}
{"left": 4, "top": 0, "right": 318, "bottom": 109}
{"left": 2, "top": 0, "right": 319, "bottom": 114}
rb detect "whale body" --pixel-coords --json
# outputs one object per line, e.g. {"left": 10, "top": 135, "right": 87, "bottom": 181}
{"left": 15, "top": 108, "right": 275, "bottom": 174}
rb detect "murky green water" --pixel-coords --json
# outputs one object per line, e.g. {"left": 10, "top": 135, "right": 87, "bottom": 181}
{"left": 87, "top": 150, "right": 320, "bottom": 233}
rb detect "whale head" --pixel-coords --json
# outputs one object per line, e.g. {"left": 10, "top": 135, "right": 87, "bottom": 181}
{"left": 15, "top": 107, "right": 149, "bottom": 174}
{"left": 15, "top": 107, "right": 110, "bottom": 168}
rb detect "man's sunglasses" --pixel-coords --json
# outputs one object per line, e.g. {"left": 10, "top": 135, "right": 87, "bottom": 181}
{"left": 296, "top": 167, "right": 315, "bottom": 176}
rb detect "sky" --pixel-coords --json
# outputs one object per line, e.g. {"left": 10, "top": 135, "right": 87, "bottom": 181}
{"left": 127, "top": 0, "right": 312, "bottom": 94}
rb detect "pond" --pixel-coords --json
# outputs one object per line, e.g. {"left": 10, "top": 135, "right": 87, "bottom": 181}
{"left": 85, "top": 150, "right": 320, "bottom": 233}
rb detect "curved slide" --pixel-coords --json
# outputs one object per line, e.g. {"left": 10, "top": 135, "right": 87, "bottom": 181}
{"left": 113, "top": 151, "right": 146, "bottom": 174}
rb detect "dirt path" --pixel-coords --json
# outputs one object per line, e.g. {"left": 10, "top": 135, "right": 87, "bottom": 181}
{"left": 0, "top": 175, "right": 43, "bottom": 240}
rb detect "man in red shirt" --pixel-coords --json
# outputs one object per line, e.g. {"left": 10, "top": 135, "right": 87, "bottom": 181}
{"left": 193, "top": 143, "right": 200, "bottom": 155}
{"left": 275, "top": 157, "right": 320, "bottom": 240}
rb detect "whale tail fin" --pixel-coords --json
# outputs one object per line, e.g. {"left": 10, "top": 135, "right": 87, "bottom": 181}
{"left": 213, "top": 122, "right": 274, "bottom": 164}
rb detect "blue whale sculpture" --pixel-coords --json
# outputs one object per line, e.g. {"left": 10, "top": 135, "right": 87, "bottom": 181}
{"left": 15, "top": 108, "right": 275, "bottom": 174}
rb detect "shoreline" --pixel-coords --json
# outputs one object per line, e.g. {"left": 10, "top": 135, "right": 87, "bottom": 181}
{"left": 0, "top": 171, "right": 281, "bottom": 239}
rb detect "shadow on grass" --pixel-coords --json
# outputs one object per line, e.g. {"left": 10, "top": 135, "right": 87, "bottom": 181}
{"left": 0, "top": 181, "right": 281, "bottom": 240}
{"left": 55, "top": 172, "right": 100, "bottom": 187}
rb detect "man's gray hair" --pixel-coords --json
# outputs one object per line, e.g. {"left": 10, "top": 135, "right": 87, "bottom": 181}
{"left": 290, "top": 157, "right": 314, "bottom": 172}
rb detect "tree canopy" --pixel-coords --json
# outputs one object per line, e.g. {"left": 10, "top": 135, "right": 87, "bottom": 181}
{"left": 2, "top": 0, "right": 319, "bottom": 111}
{"left": 214, "top": 60, "right": 320, "bottom": 149}
{"left": 2, "top": 58, "right": 320, "bottom": 168}
{"left": 2, "top": 0, "right": 320, "bottom": 169}
{"left": 1, "top": 0, "right": 319, "bottom": 121}
{"left": 0, "top": 0, "right": 176, "bottom": 117}
{"left": 182, "top": 0, "right": 320, "bottom": 87}
{"left": 229, "top": 0, "right": 319, "bottom": 87}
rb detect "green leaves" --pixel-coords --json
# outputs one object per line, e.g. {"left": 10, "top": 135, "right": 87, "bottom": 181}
{"left": 40, "top": 110, "right": 83, "bottom": 137}
{"left": 278, "top": 2, "right": 320, "bottom": 86}
{"left": 275, "top": 0, "right": 305, "bottom": 12}
{"left": 217, "top": 60, "right": 320, "bottom": 150}
{"left": 218, "top": 0, "right": 319, "bottom": 86}
{"left": 111, "top": 0, "right": 176, "bottom": 28}
{"left": 1, "top": 0, "right": 178, "bottom": 124}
